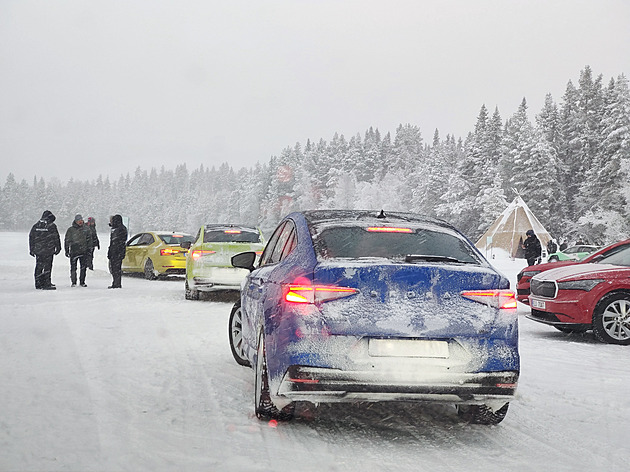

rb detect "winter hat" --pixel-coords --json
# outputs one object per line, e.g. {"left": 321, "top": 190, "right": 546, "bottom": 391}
{"left": 110, "top": 214, "right": 123, "bottom": 227}
{"left": 526, "top": 229, "right": 534, "bottom": 236}
{"left": 74, "top": 214, "right": 83, "bottom": 222}
{"left": 87, "top": 217, "right": 95, "bottom": 224}
{"left": 41, "top": 210, "right": 55, "bottom": 223}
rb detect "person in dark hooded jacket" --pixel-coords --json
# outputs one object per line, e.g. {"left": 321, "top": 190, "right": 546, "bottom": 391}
{"left": 29, "top": 210, "right": 61, "bottom": 289}
{"left": 522, "top": 229, "right": 542, "bottom": 266}
{"left": 64, "top": 214, "right": 91, "bottom": 287}
{"left": 107, "top": 214, "right": 128, "bottom": 288}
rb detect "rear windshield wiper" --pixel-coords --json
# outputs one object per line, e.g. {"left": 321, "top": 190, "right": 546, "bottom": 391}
{"left": 404, "top": 254, "right": 475, "bottom": 264}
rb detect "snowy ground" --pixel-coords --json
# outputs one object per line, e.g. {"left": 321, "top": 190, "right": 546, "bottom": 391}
{"left": 0, "top": 231, "right": 627, "bottom": 472}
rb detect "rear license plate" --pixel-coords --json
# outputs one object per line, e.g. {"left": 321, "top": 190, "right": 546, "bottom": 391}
{"left": 531, "top": 299, "right": 546, "bottom": 309}
{"left": 368, "top": 339, "right": 449, "bottom": 358}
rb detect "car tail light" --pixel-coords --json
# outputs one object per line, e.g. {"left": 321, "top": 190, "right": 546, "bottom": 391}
{"left": 191, "top": 249, "right": 216, "bottom": 260}
{"left": 283, "top": 284, "right": 359, "bottom": 304}
{"left": 366, "top": 227, "right": 413, "bottom": 233}
{"left": 461, "top": 290, "right": 517, "bottom": 310}
{"left": 224, "top": 230, "right": 241, "bottom": 234}
{"left": 160, "top": 248, "right": 179, "bottom": 256}
{"left": 255, "top": 250, "right": 263, "bottom": 256}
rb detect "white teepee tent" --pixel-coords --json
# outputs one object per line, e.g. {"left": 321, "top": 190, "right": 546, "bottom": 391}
{"left": 475, "top": 196, "right": 552, "bottom": 260}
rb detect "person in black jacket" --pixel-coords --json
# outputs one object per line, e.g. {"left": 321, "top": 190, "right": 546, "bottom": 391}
{"left": 85, "top": 217, "right": 100, "bottom": 270}
{"left": 523, "top": 229, "right": 542, "bottom": 266}
{"left": 107, "top": 214, "right": 128, "bottom": 289}
{"left": 64, "top": 214, "right": 91, "bottom": 287}
{"left": 29, "top": 210, "right": 61, "bottom": 290}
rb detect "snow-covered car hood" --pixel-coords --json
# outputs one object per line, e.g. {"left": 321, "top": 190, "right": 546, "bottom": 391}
{"left": 533, "top": 263, "right": 630, "bottom": 281}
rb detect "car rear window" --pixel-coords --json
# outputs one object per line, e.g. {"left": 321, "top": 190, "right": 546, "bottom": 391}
{"left": 159, "top": 234, "right": 195, "bottom": 245}
{"left": 203, "top": 229, "right": 261, "bottom": 243}
{"left": 313, "top": 226, "right": 481, "bottom": 264}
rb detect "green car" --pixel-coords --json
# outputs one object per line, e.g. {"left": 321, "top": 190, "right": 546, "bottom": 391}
{"left": 184, "top": 224, "right": 265, "bottom": 300}
{"left": 547, "top": 245, "right": 599, "bottom": 262}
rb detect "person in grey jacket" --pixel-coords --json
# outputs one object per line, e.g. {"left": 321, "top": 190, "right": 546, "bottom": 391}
{"left": 107, "top": 214, "right": 128, "bottom": 289}
{"left": 64, "top": 214, "right": 91, "bottom": 287}
{"left": 29, "top": 210, "right": 61, "bottom": 290}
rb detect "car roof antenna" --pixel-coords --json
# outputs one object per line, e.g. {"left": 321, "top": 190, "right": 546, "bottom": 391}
{"left": 377, "top": 209, "right": 386, "bottom": 219}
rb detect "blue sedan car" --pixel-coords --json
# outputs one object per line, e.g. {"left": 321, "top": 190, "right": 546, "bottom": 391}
{"left": 228, "top": 210, "right": 519, "bottom": 424}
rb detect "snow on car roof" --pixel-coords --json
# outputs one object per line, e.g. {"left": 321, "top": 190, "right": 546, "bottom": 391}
{"left": 301, "top": 210, "right": 453, "bottom": 229}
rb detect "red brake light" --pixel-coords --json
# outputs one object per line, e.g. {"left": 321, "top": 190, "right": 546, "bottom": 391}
{"left": 461, "top": 290, "right": 517, "bottom": 310}
{"left": 366, "top": 227, "right": 413, "bottom": 233}
{"left": 283, "top": 284, "right": 359, "bottom": 304}
{"left": 160, "top": 248, "right": 178, "bottom": 256}
{"left": 191, "top": 249, "right": 216, "bottom": 260}
{"left": 224, "top": 230, "right": 241, "bottom": 234}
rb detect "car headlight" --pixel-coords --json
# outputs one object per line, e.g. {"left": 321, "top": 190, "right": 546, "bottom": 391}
{"left": 556, "top": 279, "right": 604, "bottom": 291}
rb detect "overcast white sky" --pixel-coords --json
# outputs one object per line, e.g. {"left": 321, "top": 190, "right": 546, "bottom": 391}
{"left": 1, "top": 0, "right": 629, "bottom": 184}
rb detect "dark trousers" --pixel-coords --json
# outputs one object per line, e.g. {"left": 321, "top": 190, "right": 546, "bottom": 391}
{"left": 34, "top": 254, "right": 54, "bottom": 288}
{"left": 70, "top": 254, "right": 89, "bottom": 284}
{"left": 87, "top": 248, "right": 95, "bottom": 270}
{"left": 110, "top": 258, "right": 123, "bottom": 287}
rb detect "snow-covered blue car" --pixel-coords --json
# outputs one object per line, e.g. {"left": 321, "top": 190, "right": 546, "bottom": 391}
{"left": 228, "top": 210, "right": 519, "bottom": 424}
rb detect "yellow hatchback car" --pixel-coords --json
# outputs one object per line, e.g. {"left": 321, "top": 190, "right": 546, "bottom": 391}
{"left": 122, "top": 231, "right": 195, "bottom": 280}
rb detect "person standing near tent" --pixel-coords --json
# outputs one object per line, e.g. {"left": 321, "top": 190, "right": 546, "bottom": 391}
{"left": 523, "top": 229, "right": 542, "bottom": 266}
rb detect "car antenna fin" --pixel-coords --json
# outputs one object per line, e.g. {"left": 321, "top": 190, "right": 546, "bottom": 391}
{"left": 377, "top": 209, "right": 386, "bottom": 219}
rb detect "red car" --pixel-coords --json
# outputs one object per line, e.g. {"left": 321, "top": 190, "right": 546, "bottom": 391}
{"left": 527, "top": 243, "right": 630, "bottom": 344}
{"left": 516, "top": 239, "right": 630, "bottom": 304}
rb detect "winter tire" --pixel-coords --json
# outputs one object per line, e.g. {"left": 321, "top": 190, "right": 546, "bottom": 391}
{"left": 229, "top": 301, "right": 251, "bottom": 367}
{"left": 457, "top": 403, "right": 509, "bottom": 425}
{"left": 592, "top": 292, "right": 630, "bottom": 345}
{"left": 144, "top": 259, "right": 157, "bottom": 280}
{"left": 185, "top": 280, "right": 199, "bottom": 300}
{"left": 254, "top": 331, "right": 294, "bottom": 421}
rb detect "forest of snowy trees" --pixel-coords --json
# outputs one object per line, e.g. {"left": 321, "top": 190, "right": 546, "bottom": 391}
{"left": 2, "top": 66, "right": 629, "bottom": 245}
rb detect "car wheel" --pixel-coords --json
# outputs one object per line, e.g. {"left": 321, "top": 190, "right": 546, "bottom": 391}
{"left": 592, "top": 293, "right": 630, "bottom": 345}
{"left": 457, "top": 403, "right": 509, "bottom": 425}
{"left": 554, "top": 325, "right": 588, "bottom": 334}
{"left": 185, "top": 280, "right": 199, "bottom": 300}
{"left": 229, "top": 301, "right": 251, "bottom": 367}
{"left": 144, "top": 259, "right": 157, "bottom": 280}
{"left": 548, "top": 256, "right": 559, "bottom": 262}
{"left": 254, "top": 331, "right": 294, "bottom": 421}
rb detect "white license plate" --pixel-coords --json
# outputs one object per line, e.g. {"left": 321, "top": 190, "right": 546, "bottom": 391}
{"left": 531, "top": 299, "right": 546, "bottom": 309}
{"left": 368, "top": 339, "right": 449, "bottom": 358}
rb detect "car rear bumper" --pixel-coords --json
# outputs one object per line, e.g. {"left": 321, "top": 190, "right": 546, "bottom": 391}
{"left": 276, "top": 366, "right": 518, "bottom": 404}
{"left": 189, "top": 267, "right": 248, "bottom": 291}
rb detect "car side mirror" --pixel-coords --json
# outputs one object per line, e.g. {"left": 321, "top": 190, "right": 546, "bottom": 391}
{"left": 232, "top": 251, "right": 257, "bottom": 272}
{"left": 180, "top": 241, "right": 192, "bottom": 250}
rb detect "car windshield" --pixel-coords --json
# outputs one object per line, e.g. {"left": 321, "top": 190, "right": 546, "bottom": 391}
{"left": 204, "top": 229, "right": 261, "bottom": 243}
{"left": 313, "top": 225, "right": 482, "bottom": 264}
{"left": 159, "top": 234, "right": 195, "bottom": 245}
{"left": 596, "top": 244, "right": 630, "bottom": 266}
